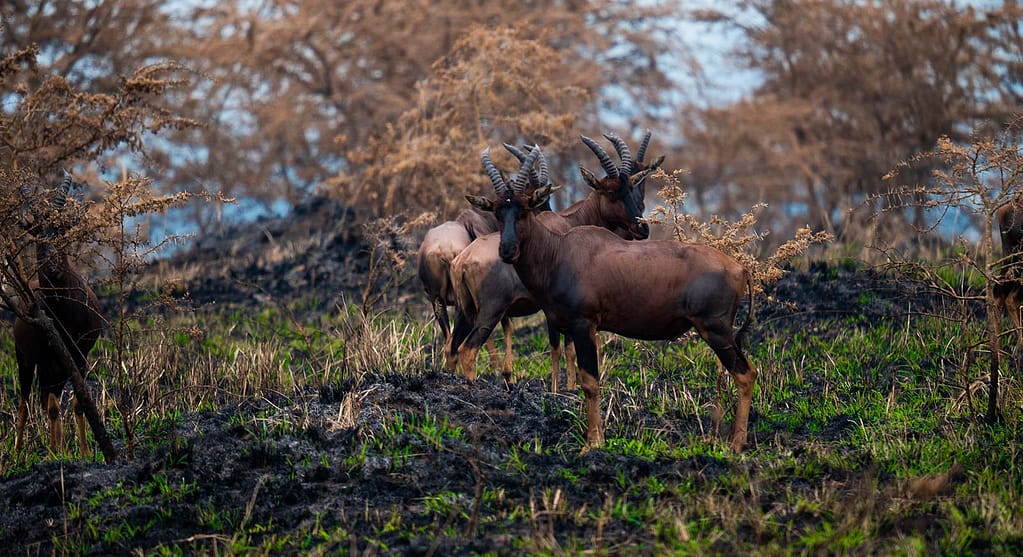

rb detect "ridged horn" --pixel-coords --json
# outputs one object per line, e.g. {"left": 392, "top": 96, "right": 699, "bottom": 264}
{"left": 504, "top": 143, "right": 542, "bottom": 187}
{"left": 581, "top": 135, "right": 618, "bottom": 178}
{"left": 603, "top": 132, "right": 634, "bottom": 176}
{"left": 536, "top": 147, "right": 550, "bottom": 186}
{"left": 636, "top": 129, "right": 652, "bottom": 164}
{"left": 481, "top": 147, "right": 509, "bottom": 196}
{"left": 53, "top": 169, "right": 73, "bottom": 210}
{"left": 511, "top": 144, "right": 542, "bottom": 193}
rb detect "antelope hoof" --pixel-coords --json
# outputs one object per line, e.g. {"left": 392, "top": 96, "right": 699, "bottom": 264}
{"left": 730, "top": 431, "right": 748, "bottom": 452}
{"left": 579, "top": 439, "right": 605, "bottom": 456}
{"left": 580, "top": 431, "right": 606, "bottom": 455}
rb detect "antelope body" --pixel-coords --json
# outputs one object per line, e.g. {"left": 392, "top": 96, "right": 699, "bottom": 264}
{"left": 449, "top": 133, "right": 662, "bottom": 391}
{"left": 14, "top": 173, "right": 104, "bottom": 458}
{"left": 467, "top": 147, "right": 757, "bottom": 452}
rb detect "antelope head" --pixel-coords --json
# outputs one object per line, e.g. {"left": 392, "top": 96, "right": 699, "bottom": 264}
{"left": 579, "top": 133, "right": 657, "bottom": 240}
{"left": 466, "top": 145, "right": 555, "bottom": 264}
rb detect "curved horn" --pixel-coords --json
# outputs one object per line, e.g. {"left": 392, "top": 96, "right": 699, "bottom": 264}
{"left": 636, "top": 129, "right": 652, "bottom": 164}
{"left": 603, "top": 132, "right": 634, "bottom": 175}
{"left": 481, "top": 147, "right": 509, "bottom": 196}
{"left": 52, "top": 169, "right": 74, "bottom": 211}
{"left": 536, "top": 147, "right": 550, "bottom": 185}
{"left": 581, "top": 135, "right": 618, "bottom": 178}
{"left": 511, "top": 144, "right": 542, "bottom": 193}
{"left": 505, "top": 143, "right": 543, "bottom": 187}
{"left": 503, "top": 143, "right": 529, "bottom": 163}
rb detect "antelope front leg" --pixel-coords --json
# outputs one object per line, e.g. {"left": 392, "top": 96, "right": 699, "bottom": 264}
{"left": 484, "top": 338, "right": 502, "bottom": 377}
{"left": 573, "top": 326, "right": 604, "bottom": 453}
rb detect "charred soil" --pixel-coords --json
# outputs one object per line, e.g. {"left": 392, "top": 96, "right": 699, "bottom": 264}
{"left": 0, "top": 197, "right": 1009, "bottom": 555}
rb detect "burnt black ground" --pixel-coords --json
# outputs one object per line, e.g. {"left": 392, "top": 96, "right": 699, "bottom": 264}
{"left": 0, "top": 197, "right": 973, "bottom": 555}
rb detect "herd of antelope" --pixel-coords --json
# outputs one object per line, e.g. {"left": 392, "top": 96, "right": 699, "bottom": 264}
{"left": 420, "top": 133, "right": 756, "bottom": 452}
{"left": 9, "top": 132, "right": 1023, "bottom": 459}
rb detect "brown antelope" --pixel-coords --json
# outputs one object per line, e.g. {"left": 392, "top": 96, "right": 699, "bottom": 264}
{"left": 466, "top": 146, "right": 757, "bottom": 452}
{"left": 417, "top": 146, "right": 551, "bottom": 370}
{"left": 14, "top": 172, "right": 104, "bottom": 458}
{"left": 450, "top": 133, "right": 663, "bottom": 391}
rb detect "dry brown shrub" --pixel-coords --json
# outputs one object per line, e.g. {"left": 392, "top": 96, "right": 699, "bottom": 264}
{"left": 0, "top": 45, "right": 222, "bottom": 461}
{"left": 336, "top": 24, "right": 596, "bottom": 219}
{"left": 878, "top": 117, "right": 1023, "bottom": 424}
{"left": 646, "top": 168, "right": 833, "bottom": 295}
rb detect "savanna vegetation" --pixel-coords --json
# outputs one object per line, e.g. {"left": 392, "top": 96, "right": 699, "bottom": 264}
{"left": 1, "top": 0, "right": 1022, "bottom": 555}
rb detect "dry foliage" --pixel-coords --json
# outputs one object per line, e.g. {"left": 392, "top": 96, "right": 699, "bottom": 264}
{"left": 360, "top": 212, "right": 435, "bottom": 314}
{"left": 682, "top": 0, "right": 1023, "bottom": 243}
{"left": 646, "top": 168, "right": 832, "bottom": 295}
{"left": 0, "top": 44, "right": 223, "bottom": 461}
{"left": 337, "top": 24, "right": 598, "bottom": 219}
{"left": 879, "top": 117, "right": 1023, "bottom": 423}
{"left": 5, "top": 0, "right": 673, "bottom": 229}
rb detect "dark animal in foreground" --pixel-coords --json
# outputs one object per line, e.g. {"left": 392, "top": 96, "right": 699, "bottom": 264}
{"left": 417, "top": 146, "right": 552, "bottom": 371}
{"left": 14, "top": 172, "right": 104, "bottom": 458}
{"left": 449, "top": 133, "right": 663, "bottom": 391}
{"left": 467, "top": 147, "right": 757, "bottom": 452}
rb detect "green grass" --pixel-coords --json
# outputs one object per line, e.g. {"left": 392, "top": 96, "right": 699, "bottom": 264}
{"left": 2, "top": 283, "right": 1023, "bottom": 555}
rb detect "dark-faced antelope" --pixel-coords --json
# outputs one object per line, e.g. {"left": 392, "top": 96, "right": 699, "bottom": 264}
{"left": 417, "top": 147, "right": 552, "bottom": 370}
{"left": 466, "top": 146, "right": 757, "bottom": 452}
{"left": 14, "top": 172, "right": 104, "bottom": 458}
{"left": 449, "top": 133, "right": 663, "bottom": 391}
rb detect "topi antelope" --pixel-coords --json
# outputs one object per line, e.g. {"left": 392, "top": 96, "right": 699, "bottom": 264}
{"left": 417, "top": 146, "right": 552, "bottom": 370}
{"left": 450, "top": 132, "right": 663, "bottom": 391}
{"left": 14, "top": 171, "right": 105, "bottom": 458}
{"left": 466, "top": 146, "right": 757, "bottom": 452}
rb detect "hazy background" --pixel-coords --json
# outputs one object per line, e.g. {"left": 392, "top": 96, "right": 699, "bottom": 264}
{"left": 3, "top": 0, "right": 1020, "bottom": 249}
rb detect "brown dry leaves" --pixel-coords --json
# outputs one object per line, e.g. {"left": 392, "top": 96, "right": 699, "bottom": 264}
{"left": 647, "top": 168, "right": 833, "bottom": 294}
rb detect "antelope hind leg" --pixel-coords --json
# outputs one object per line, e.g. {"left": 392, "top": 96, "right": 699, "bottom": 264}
{"left": 46, "top": 392, "right": 64, "bottom": 456}
{"left": 565, "top": 337, "right": 577, "bottom": 392}
{"left": 73, "top": 395, "right": 92, "bottom": 459}
{"left": 15, "top": 399, "right": 29, "bottom": 458}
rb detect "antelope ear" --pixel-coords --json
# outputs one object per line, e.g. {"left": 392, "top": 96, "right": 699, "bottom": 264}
{"left": 465, "top": 195, "right": 495, "bottom": 212}
{"left": 647, "top": 155, "right": 665, "bottom": 172}
{"left": 529, "top": 184, "right": 554, "bottom": 209}
{"left": 630, "top": 168, "right": 656, "bottom": 188}
{"left": 580, "top": 167, "right": 599, "bottom": 189}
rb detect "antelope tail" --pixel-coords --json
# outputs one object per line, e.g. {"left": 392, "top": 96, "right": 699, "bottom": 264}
{"left": 735, "top": 271, "right": 756, "bottom": 350}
